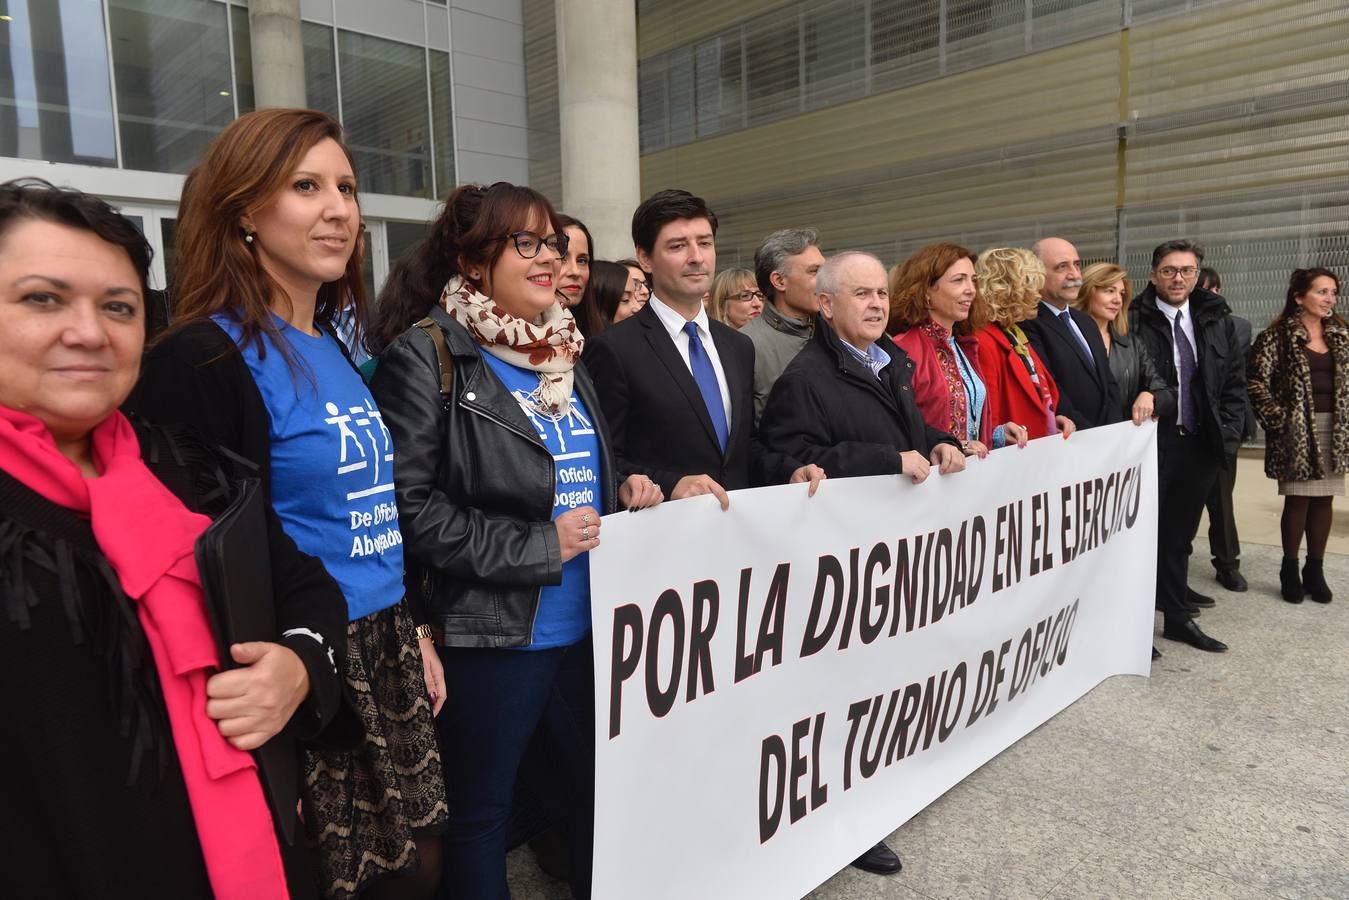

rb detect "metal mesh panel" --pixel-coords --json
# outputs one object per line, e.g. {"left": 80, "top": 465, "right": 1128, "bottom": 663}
{"left": 630, "top": 0, "right": 1347, "bottom": 336}
{"left": 524, "top": 0, "right": 562, "bottom": 204}
{"left": 744, "top": 15, "right": 802, "bottom": 125}
{"left": 802, "top": 0, "right": 868, "bottom": 109}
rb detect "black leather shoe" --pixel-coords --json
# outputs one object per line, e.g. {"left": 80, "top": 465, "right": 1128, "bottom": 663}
{"left": 1215, "top": 568, "right": 1248, "bottom": 592}
{"left": 851, "top": 841, "right": 902, "bottom": 875}
{"left": 1281, "top": 557, "right": 1304, "bottom": 603}
{"left": 1152, "top": 646, "right": 1162, "bottom": 660}
{"left": 1303, "top": 558, "right": 1333, "bottom": 603}
{"left": 1162, "top": 619, "right": 1228, "bottom": 652}
{"left": 1186, "top": 588, "right": 1216, "bottom": 608}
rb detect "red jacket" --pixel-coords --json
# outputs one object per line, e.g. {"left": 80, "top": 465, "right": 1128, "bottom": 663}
{"left": 892, "top": 325, "right": 993, "bottom": 446}
{"left": 974, "top": 325, "right": 1063, "bottom": 440}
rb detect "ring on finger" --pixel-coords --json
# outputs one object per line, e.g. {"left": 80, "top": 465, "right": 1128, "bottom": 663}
{"left": 582, "top": 513, "right": 592, "bottom": 525}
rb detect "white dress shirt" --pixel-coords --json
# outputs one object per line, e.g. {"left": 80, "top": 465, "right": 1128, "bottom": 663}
{"left": 647, "top": 294, "right": 733, "bottom": 429}
{"left": 1154, "top": 297, "right": 1197, "bottom": 376}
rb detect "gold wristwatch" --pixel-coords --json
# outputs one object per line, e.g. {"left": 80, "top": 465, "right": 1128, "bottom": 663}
{"left": 414, "top": 624, "right": 434, "bottom": 641}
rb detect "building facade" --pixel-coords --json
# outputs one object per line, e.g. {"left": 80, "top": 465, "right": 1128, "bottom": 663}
{"left": 619, "top": 0, "right": 1349, "bottom": 325}
{"left": 3, "top": 0, "right": 1346, "bottom": 323}
{"left": 0, "top": 0, "right": 536, "bottom": 296}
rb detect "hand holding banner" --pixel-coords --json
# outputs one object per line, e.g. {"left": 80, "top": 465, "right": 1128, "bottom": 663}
{"left": 589, "top": 421, "right": 1157, "bottom": 899}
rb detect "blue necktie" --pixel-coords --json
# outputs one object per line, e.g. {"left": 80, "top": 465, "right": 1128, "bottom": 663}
{"left": 1059, "top": 309, "right": 1093, "bottom": 364}
{"left": 683, "top": 321, "right": 729, "bottom": 452}
{"left": 1174, "top": 311, "right": 1198, "bottom": 432}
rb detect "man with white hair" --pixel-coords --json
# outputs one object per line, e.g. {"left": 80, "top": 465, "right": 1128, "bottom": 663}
{"left": 759, "top": 250, "right": 964, "bottom": 482}
{"left": 1021, "top": 237, "right": 1122, "bottom": 429}
{"left": 758, "top": 251, "right": 964, "bottom": 876}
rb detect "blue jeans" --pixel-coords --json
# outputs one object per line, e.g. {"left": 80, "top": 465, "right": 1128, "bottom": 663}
{"left": 435, "top": 637, "right": 594, "bottom": 899}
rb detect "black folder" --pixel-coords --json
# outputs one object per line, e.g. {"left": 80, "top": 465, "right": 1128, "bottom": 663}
{"left": 194, "top": 477, "right": 301, "bottom": 844}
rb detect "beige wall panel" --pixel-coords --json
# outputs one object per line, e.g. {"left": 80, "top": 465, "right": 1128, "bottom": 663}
{"left": 707, "top": 142, "right": 1119, "bottom": 267}
{"left": 1129, "top": 0, "right": 1349, "bottom": 117}
{"left": 1128, "top": 110, "right": 1349, "bottom": 204}
{"left": 642, "top": 33, "right": 1121, "bottom": 201}
{"left": 637, "top": 0, "right": 789, "bottom": 58}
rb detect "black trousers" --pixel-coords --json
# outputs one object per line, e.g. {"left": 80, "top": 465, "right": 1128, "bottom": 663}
{"left": 1157, "top": 434, "right": 1223, "bottom": 626}
{"left": 1205, "top": 452, "right": 1241, "bottom": 571}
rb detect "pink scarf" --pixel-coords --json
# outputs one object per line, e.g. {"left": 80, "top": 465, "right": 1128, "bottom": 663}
{"left": 0, "top": 406, "right": 289, "bottom": 900}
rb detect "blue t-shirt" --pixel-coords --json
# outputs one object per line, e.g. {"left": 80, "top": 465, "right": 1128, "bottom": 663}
{"left": 481, "top": 353, "right": 600, "bottom": 650}
{"left": 214, "top": 314, "right": 405, "bottom": 621}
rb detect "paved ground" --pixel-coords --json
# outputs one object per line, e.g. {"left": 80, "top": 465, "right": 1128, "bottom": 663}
{"left": 509, "top": 460, "right": 1349, "bottom": 899}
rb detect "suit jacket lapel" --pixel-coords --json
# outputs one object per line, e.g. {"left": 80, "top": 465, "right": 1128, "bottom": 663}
{"left": 1046, "top": 307, "right": 1102, "bottom": 385}
{"left": 709, "top": 325, "right": 747, "bottom": 457}
{"left": 638, "top": 304, "right": 722, "bottom": 453}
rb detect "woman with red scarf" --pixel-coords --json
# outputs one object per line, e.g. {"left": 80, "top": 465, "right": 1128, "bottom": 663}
{"left": 889, "top": 242, "right": 1029, "bottom": 455}
{"left": 0, "top": 181, "right": 351, "bottom": 898}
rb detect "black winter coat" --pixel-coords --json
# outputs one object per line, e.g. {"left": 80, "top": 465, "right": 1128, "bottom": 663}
{"left": 758, "top": 317, "right": 960, "bottom": 478}
{"left": 1128, "top": 285, "right": 1248, "bottom": 460}
{"left": 369, "top": 308, "right": 617, "bottom": 649}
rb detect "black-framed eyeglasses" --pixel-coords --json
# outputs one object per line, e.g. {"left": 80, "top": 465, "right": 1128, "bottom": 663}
{"left": 736, "top": 289, "right": 766, "bottom": 302}
{"left": 1155, "top": 266, "right": 1198, "bottom": 279}
{"left": 497, "top": 230, "right": 569, "bottom": 259}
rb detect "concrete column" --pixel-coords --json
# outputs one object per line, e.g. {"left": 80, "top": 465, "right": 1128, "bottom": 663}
{"left": 555, "top": 0, "right": 642, "bottom": 260}
{"left": 249, "top": 0, "right": 306, "bottom": 110}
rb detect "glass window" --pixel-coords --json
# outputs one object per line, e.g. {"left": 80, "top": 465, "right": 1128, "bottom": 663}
{"left": 869, "top": 0, "right": 940, "bottom": 90}
{"left": 694, "top": 31, "right": 743, "bottom": 138}
{"left": 803, "top": 0, "right": 866, "bottom": 109}
{"left": 638, "top": 55, "right": 668, "bottom": 153}
{"left": 386, "top": 219, "right": 430, "bottom": 271}
{"left": 230, "top": 4, "right": 253, "bottom": 115}
{"left": 429, "top": 49, "right": 455, "bottom": 196}
{"left": 159, "top": 215, "right": 177, "bottom": 293}
{"left": 337, "top": 30, "right": 432, "bottom": 198}
{"left": 744, "top": 15, "right": 800, "bottom": 126}
{"left": 667, "top": 45, "right": 695, "bottom": 145}
{"left": 302, "top": 22, "right": 339, "bottom": 120}
{"left": 109, "top": 0, "right": 235, "bottom": 174}
{"left": 0, "top": 0, "right": 118, "bottom": 166}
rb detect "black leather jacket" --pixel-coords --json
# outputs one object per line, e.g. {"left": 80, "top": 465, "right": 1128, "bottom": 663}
{"left": 1107, "top": 324, "right": 1176, "bottom": 422}
{"left": 369, "top": 308, "right": 617, "bottom": 648}
{"left": 1128, "top": 284, "right": 1247, "bottom": 459}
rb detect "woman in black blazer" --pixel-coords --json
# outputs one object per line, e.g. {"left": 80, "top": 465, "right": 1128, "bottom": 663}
{"left": 1076, "top": 262, "right": 1176, "bottom": 425}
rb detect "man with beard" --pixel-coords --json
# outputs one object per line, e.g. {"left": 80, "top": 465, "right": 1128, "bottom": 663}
{"left": 1129, "top": 240, "right": 1246, "bottom": 652}
{"left": 1021, "top": 237, "right": 1123, "bottom": 429}
{"left": 741, "top": 227, "right": 826, "bottom": 422}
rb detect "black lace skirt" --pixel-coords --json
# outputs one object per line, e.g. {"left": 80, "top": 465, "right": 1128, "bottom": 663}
{"left": 302, "top": 599, "right": 448, "bottom": 899}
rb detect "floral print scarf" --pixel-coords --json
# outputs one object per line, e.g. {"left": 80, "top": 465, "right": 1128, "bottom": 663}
{"left": 440, "top": 275, "right": 584, "bottom": 418}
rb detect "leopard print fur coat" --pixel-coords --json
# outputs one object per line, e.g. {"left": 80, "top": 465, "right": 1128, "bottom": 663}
{"left": 1247, "top": 314, "right": 1349, "bottom": 482}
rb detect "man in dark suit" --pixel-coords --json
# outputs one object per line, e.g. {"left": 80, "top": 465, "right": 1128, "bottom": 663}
{"left": 1022, "top": 237, "right": 1123, "bottom": 430}
{"left": 1130, "top": 240, "right": 1247, "bottom": 653}
{"left": 582, "top": 189, "right": 822, "bottom": 507}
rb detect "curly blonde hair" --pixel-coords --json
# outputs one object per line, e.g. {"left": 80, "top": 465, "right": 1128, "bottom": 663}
{"left": 1074, "top": 262, "right": 1133, "bottom": 335}
{"left": 976, "top": 247, "right": 1045, "bottom": 327}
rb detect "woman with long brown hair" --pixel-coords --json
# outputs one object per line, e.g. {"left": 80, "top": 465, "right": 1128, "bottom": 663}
{"left": 366, "top": 182, "right": 661, "bottom": 898}
{"left": 127, "top": 109, "right": 447, "bottom": 900}
{"left": 889, "top": 242, "right": 1028, "bottom": 455}
{"left": 1248, "top": 267, "right": 1347, "bottom": 603}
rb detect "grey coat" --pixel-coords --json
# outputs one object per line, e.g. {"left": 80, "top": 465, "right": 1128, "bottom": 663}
{"left": 741, "top": 301, "right": 813, "bottom": 422}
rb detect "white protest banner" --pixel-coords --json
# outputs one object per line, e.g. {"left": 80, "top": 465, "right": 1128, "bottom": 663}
{"left": 588, "top": 421, "right": 1158, "bottom": 899}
